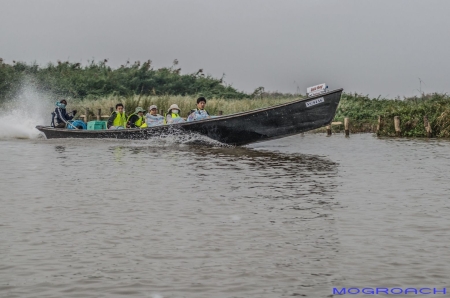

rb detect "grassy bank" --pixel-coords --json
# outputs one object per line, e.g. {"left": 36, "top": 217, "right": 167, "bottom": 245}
{"left": 70, "top": 92, "right": 450, "bottom": 138}
{"left": 2, "top": 60, "right": 449, "bottom": 138}
{"left": 334, "top": 93, "right": 450, "bottom": 137}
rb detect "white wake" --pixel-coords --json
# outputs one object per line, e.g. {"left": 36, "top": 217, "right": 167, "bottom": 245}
{"left": 0, "top": 80, "right": 54, "bottom": 139}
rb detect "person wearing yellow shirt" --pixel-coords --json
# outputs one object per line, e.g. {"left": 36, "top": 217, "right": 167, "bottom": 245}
{"left": 127, "top": 107, "right": 146, "bottom": 128}
{"left": 165, "top": 104, "right": 185, "bottom": 124}
{"left": 107, "top": 103, "right": 127, "bottom": 129}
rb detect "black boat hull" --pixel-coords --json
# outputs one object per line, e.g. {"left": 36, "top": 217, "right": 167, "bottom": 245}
{"left": 36, "top": 89, "right": 343, "bottom": 146}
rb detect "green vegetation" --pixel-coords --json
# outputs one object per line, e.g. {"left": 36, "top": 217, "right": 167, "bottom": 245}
{"left": 2, "top": 59, "right": 450, "bottom": 138}
{"left": 334, "top": 93, "right": 450, "bottom": 137}
{"left": 71, "top": 94, "right": 295, "bottom": 119}
{"left": 76, "top": 92, "right": 450, "bottom": 139}
{"left": 0, "top": 59, "right": 249, "bottom": 102}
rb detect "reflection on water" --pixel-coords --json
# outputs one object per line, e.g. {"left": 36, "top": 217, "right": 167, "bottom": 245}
{"left": 1, "top": 134, "right": 450, "bottom": 297}
{"left": 1, "top": 138, "right": 340, "bottom": 298}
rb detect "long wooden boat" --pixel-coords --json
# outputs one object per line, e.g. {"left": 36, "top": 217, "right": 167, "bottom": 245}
{"left": 36, "top": 88, "right": 343, "bottom": 146}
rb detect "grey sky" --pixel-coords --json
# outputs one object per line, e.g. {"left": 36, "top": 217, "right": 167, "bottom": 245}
{"left": 1, "top": 0, "right": 449, "bottom": 97}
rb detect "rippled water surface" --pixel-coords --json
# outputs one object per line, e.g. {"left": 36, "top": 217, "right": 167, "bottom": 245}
{"left": 1, "top": 134, "right": 450, "bottom": 297}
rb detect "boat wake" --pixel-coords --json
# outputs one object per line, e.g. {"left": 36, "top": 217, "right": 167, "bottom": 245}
{"left": 0, "top": 110, "right": 46, "bottom": 139}
{"left": 132, "top": 130, "right": 233, "bottom": 148}
{"left": 0, "top": 81, "right": 53, "bottom": 139}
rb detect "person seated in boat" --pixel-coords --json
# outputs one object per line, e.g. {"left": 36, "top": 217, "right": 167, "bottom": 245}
{"left": 165, "top": 104, "right": 185, "bottom": 124}
{"left": 107, "top": 103, "right": 127, "bottom": 129}
{"left": 145, "top": 105, "right": 164, "bottom": 127}
{"left": 127, "top": 107, "right": 146, "bottom": 128}
{"left": 52, "top": 99, "right": 77, "bottom": 128}
{"left": 187, "top": 97, "right": 210, "bottom": 122}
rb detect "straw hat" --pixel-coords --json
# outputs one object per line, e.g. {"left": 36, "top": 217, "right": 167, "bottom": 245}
{"left": 168, "top": 104, "right": 180, "bottom": 112}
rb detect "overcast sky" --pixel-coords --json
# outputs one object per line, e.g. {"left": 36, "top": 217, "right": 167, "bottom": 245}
{"left": 1, "top": 0, "right": 449, "bottom": 97}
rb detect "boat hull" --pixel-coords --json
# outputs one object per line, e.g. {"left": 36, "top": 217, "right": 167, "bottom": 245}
{"left": 36, "top": 89, "right": 343, "bottom": 146}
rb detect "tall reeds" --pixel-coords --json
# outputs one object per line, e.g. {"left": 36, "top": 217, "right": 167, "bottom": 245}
{"left": 71, "top": 94, "right": 296, "bottom": 117}
{"left": 335, "top": 93, "right": 450, "bottom": 137}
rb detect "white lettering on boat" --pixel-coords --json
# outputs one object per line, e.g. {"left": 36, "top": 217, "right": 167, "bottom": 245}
{"left": 306, "top": 97, "right": 324, "bottom": 108}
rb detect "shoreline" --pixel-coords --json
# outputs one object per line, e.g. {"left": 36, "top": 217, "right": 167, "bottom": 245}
{"left": 67, "top": 93, "right": 450, "bottom": 139}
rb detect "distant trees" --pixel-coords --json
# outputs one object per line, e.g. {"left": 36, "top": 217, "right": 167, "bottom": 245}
{"left": 0, "top": 59, "right": 250, "bottom": 103}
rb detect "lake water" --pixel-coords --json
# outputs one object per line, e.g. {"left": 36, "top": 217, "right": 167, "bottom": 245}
{"left": 1, "top": 132, "right": 450, "bottom": 298}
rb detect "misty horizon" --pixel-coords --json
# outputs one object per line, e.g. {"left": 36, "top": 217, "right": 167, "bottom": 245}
{"left": 1, "top": 0, "right": 449, "bottom": 98}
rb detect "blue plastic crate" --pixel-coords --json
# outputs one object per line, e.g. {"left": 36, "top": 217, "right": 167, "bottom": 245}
{"left": 87, "top": 121, "right": 107, "bottom": 130}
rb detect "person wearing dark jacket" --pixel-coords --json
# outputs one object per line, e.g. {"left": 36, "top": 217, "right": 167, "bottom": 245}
{"left": 127, "top": 107, "right": 146, "bottom": 128}
{"left": 52, "top": 100, "right": 77, "bottom": 128}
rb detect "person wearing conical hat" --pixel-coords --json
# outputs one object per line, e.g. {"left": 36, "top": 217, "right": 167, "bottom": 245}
{"left": 165, "top": 104, "right": 185, "bottom": 124}
{"left": 127, "top": 107, "right": 146, "bottom": 128}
